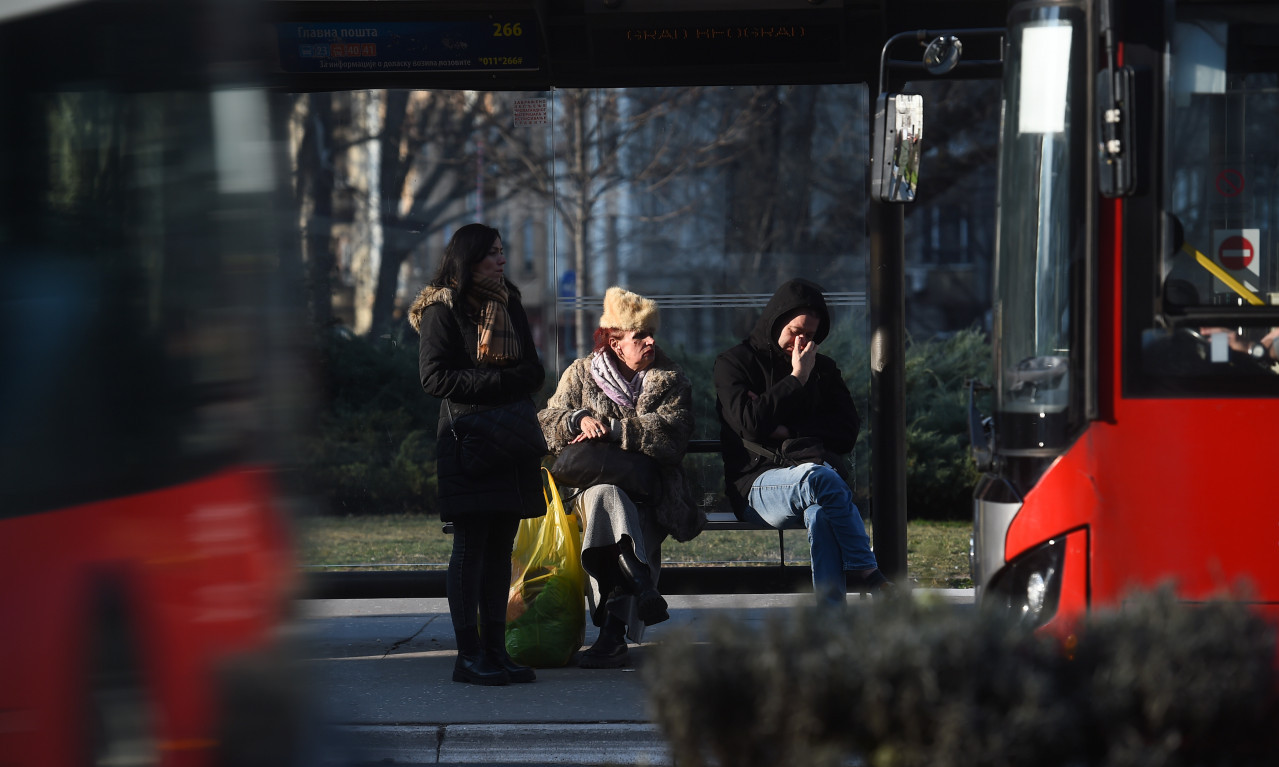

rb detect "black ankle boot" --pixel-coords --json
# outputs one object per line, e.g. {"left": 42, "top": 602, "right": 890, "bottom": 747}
{"left": 480, "top": 621, "right": 534, "bottom": 682}
{"left": 624, "top": 567, "right": 670, "bottom": 626}
{"left": 484, "top": 648, "right": 536, "bottom": 683}
{"left": 849, "top": 568, "right": 897, "bottom": 597}
{"left": 636, "top": 587, "right": 670, "bottom": 625}
{"left": 452, "top": 652, "right": 510, "bottom": 685}
{"left": 579, "top": 617, "right": 629, "bottom": 669}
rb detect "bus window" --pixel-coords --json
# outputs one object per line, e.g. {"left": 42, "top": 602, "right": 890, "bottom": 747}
{"left": 1138, "top": 3, "right": 1279, "bottom": 390}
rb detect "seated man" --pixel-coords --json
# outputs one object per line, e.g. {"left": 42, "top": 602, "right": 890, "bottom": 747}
{"left": 713, "top": 278, "right": 893, "bottom": 605}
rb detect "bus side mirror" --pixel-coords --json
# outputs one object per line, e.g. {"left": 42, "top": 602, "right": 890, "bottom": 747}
{"left": 872, "top": 93, "right": 924, "bottom": 203}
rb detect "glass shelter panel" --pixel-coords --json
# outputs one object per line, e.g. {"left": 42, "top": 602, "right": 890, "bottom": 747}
{"left": 288, "top": 84, "right": 872, "bottom": 569}
{"left": 546, "top": 84, "right": 872, "bottom": 516}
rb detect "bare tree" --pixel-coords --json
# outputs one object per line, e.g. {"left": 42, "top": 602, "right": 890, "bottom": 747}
{"left": 483, "top": 89, "right": 628, "bottom": 355}
{"left": 290, "top": 93, "right": 338, "bottom": 333}
{"left": 487, "top": 87, "right": 766, "bottom": 356}
{"left": 290, "top": 89, "right": 519, "bottom": 337}
{"left": 369, "top": 90, "right": 509, "bottom": 336}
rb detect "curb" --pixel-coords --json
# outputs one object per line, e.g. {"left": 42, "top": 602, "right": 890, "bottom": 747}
{"left": 338, "top": 723, "right": 671, "bottom": 765}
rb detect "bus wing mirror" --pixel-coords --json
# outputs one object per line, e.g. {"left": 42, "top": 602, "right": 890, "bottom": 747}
{"left": 872, "top": 93, "right": 923, "bottom": 203}
{"left": 967, "top": 379, "right": 994, "bottom": 472}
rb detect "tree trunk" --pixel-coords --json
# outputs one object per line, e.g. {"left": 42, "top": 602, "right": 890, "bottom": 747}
{"left": 349, "top": 90, "right": 382, "bottom": 335}
{"left": 298, "top": 93, "right": 336, "bottom": 332}
{"left": 369, "top": 91, "right": 411, "bottom": 337}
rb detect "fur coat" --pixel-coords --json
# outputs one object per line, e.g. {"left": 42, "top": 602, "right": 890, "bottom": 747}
{"left": 539, "top": 349, "right": 705, "bottom": 542}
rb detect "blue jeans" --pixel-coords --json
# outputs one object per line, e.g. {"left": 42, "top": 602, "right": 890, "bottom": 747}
{"left": 742, "top": 463, "right": 878, "bottom": 605}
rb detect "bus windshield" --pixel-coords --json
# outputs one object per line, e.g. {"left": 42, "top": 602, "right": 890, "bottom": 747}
{"left": 992, "top": 2, "right": 1087, "bottom": 453}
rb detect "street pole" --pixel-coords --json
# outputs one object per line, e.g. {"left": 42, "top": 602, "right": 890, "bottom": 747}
{"left": 868, "top": 198, "right": 908, "bottom": 582}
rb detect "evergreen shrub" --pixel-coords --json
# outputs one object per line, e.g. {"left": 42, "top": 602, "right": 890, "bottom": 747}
{"left": 301, "top": 328, "right": 441, "bottom": 515}
{"left": 646, "top": 590, "right": 1279, "bottom": 767}
{"left": 825, "top": 324, "right": 992, "bottom": 521}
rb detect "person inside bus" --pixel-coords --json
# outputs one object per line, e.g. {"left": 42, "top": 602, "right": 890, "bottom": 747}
{"left": 714, "top": 278, "right": 893, "bottom": 605}
{"left": 1197, "top": 326, "right": 1279, "bottom": 362}
{"left": 411, "top": 223, "right": 546, "bottom": 686}
{"left": 538, "top": 287, "right": 703, "bottom": 668}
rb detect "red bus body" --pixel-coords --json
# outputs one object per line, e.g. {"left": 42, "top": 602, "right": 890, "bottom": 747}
{"left": 973, "top": 0, "right": 1279, "bottom": 634}
{"left": 0, "top": 470, "right": 296, "bottom": 767}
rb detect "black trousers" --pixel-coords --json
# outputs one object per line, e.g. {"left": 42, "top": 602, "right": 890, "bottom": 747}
{"left": 447, "top": 514, "right": 520, "bottom": 654}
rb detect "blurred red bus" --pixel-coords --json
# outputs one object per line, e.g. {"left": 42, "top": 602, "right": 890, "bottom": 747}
{"left": 0, "top": 1, "right": 306, "bottom": 764}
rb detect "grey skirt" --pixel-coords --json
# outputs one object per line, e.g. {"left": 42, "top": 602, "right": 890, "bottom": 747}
{"left": 571, "top": 484, "right": 667, "bottom": 643}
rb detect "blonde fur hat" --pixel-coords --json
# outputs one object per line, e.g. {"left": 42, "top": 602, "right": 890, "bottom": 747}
{"left": 599, "top": 286, "right": 660, "bottom": 334}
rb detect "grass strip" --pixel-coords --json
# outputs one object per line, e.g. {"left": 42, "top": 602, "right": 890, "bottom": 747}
{"left": 297, "top": 514, "right": 973, "bottom": 589}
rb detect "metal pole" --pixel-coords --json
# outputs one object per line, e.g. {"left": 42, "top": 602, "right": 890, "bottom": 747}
{"left": 868, "top": 199, "right": 908, "bottom": 582}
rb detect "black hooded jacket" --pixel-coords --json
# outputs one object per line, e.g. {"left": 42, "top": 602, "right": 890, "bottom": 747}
{"left": 713, "top": 279, "right": 861, "bottom": 513}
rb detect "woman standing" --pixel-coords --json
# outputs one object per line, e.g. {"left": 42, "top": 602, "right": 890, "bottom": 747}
{"left": 410, "top": 223, "right": 545, "bottom": 686}
{"left": 539, "top": 287, "right": 704, "bottom": 668}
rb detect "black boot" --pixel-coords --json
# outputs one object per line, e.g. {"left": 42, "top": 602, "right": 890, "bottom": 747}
{"left": 579, "top": 615, "right": 629, "bottom": 669}
{"left": 453, "top": 653, "right": 511, "bottom": 685}
{"left": 453, "top": 625, "right": 509, "bottom": 685}
{"left": 482, "top": 621, "right": 535, "bottom": 683}
{"left": 849, "top": 568, "right": 897, "bottom": 598}
{"left": 620, "top": 557, "right": 669, "bottom": 626}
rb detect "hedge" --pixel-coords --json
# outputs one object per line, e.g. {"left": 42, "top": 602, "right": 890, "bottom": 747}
{"left": 646, "top": 589, "right": 1279, "bottom": 767}
{"left": 301, "top": 324, "right": 991, "bottom": 519}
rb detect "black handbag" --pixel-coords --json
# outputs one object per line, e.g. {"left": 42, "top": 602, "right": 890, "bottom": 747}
{"left": 445, "top": 398, "right": 548, "bottom": 479}
{"left": 549, "top": 440, "right": 662, "bottom": 503}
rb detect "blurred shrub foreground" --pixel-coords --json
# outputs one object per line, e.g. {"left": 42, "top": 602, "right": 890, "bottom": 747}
{"left": 645, "top": 590, "right": 1279, "bottom": 767}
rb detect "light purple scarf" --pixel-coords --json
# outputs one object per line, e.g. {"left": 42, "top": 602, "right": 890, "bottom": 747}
{"left": 591, "top": 350, "right": 647, "bottom": 410}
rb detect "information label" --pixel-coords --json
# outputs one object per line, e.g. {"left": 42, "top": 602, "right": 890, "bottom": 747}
{"left": 513, "top": 98, "right": 549, "bottom": 127}
{"left": 277, "top": 19, "right": 538, "bottom": 73}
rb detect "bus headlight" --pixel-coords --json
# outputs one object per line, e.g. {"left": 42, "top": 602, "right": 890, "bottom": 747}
{"left": 985, "top": 539, "right": 1064, "bottom": 627}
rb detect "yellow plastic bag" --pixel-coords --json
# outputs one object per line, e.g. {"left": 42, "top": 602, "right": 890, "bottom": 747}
{"left": 505, "top": 467, "right": 586, "bottom": 667}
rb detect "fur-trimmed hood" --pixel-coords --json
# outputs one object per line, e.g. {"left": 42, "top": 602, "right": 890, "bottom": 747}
{"left": 408, "top": 285, "right": 454, "bottom": 333}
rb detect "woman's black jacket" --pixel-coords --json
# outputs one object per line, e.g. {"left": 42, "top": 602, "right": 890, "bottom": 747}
{"left": 417, "top": 296, "right": 546, "bottom": 521}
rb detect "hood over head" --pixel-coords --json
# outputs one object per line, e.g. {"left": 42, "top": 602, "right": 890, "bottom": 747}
{"left": 749, "top": 278, "right": 831, "bottom": 353}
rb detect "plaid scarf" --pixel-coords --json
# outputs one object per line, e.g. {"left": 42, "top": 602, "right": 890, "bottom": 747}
{"left": 591, "top": 349, "right": 647, "bottom": 410}
{"left": 466, "top": 276, "right": 521, "bottom": 365}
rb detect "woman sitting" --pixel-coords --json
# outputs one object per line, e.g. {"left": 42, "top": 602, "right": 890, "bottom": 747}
{"left": 539, "top": 287, "right": 704, "bottom": 668}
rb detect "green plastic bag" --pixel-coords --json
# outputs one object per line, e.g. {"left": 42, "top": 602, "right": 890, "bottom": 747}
{"left": 505, "top": 468, "right": 586, "bottom": 667}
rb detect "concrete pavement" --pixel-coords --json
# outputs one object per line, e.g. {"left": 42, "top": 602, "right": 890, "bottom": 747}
{"left": 293, "top": 590, "right": 974, "bottom": 765}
